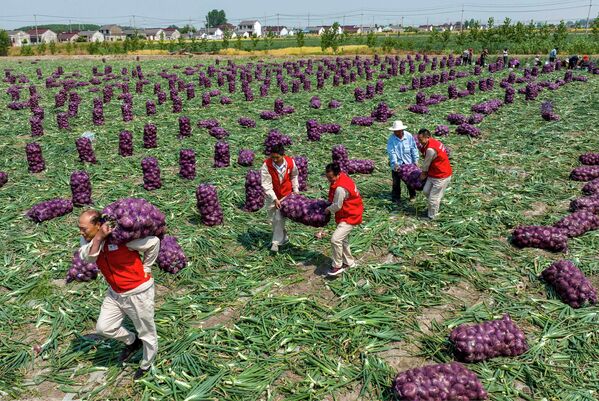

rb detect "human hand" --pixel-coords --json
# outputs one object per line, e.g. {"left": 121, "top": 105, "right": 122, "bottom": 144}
{"left": 419, "top": 172, "right": 427, "bottom": 181}
{"left": 274, "top": 199, "right": 282, "bottom": 209}
{"left": 325, "top": 208, "right": 331, "bottom": 215}
{"left": 95, "top": 223, "right": 113, "bottom": 240}
{"left": 315, "top": 230, "right": 326, "bottom": 239}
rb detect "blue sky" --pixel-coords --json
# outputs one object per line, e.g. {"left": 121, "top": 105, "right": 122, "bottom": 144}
{"left": 1, "top": 0, "right": 595, "bottom": 30}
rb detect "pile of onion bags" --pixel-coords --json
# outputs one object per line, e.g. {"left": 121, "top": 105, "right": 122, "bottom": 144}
{"left": 553, "top": 210, "right": 599, "bottom": 237}
{"left": 393, "top": 362, "right": 487, "bottom": 401}
{"left": 398, "top": 164, "right": 425, "bottom": 191}
{"left": 157, "top": 236, "right": 187, "bottom": 274}
{"left": 570, "top": 195, "right": 599, "bottom": 214}
{"left": 449, "top": 314, "right": 528, "bottom": 362}
{"left": 195, "top": 183, "right": 224, "bottom": 226}
{"left": 243, "top": 170, "right": 264, "bottom": 212}
{"left": 511, "top": 226, "right": 568, "bottom": 252}
{"left": 66, "top": 251, "right": 99, "bottom": 283}
{"left": 541, "top": 260, "right": 597, "bottom": 308}
{"left": 27, "top": 198, "right": 73, "bottom": 222}
{"left": 101, "top": 198, "right": 166, "bottom": 244}
{"left": 280, "top": 194, "right": 331, "bottom": 227}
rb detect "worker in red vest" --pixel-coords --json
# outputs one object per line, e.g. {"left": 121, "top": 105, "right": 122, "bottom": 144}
{"left": 324, "top": 163, "right": 364, "bottom": 276}
{"left": 78, "top": 210, "right": 160, "bottom": 380}
{"left": 416, "top": 129, "right": 453, "bottom": 219}
{"left": 260, "top": 144, "right": 299, "bottom": 252}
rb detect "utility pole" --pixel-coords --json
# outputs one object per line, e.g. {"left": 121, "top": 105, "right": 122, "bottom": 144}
{"left": 277, "top": 13, "right": 280, "bottom": 27}
{"left": 401, "top": 16, "right": 404, "bottom": 30}
{"left": 132, "top": 15, "right": 136, "bottom": 31}
{"left": 69, "top": 19, "right": 72, "bottom": 32}
{"left": 34, "top": 14, "right": 39, "bottom": 45}
{"left": 585, "top": 0, "right": 592, "bottom": 35}
{"left": 460, "top": 4, "right": 464, "bottom": 32}
{"left": 307, "top": 12, "right": 310, "bottom": 28}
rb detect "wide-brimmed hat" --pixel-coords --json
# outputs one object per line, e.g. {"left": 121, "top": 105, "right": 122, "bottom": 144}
{"left": 388, "top": 120, "right": 408, "bottom": 131}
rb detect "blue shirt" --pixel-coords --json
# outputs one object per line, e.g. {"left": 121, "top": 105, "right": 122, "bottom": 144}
{"left": 386, "top": 132, "right": 419, "bottom": 170}
{"left": 550, "top": 49, "right": 557, "bottom": 57}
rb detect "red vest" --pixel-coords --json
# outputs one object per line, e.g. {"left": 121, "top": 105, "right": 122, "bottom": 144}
{"left": 96, "top": 242, "right": 151, "bottom": 293}
{"left": 328, "top": 173, "right": 364, "bottom": 225}
{"left": 265, "top": 156, "right": 294, "bottom": 199}
{"left": 424, "top": 138, "right": 452, "bottom": 179}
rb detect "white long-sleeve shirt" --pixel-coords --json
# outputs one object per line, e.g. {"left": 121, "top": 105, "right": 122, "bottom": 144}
{"left": 326, "top": 187, "right": 349, "bottom": 214}
{"left": 79, "top": 236, "right": 160, "bottom": 274}
{"left": 421, "top": 148, "right": 437, "bottom": 173}
{"left": 260, "top": 159, "right": 299, "bottom": 202}
{"left": 79, "top": 236, "right": 160, "bottom": 296}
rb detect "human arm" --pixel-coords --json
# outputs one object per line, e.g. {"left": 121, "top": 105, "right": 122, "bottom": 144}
{"left": 386, "top": 136, "right": 399, "bottom": 170}
{"left": 126, "top": 236, "right": 160, "bottom": 273}
{"left": 326, "top": 187, "right": 348, "bottom": 214}
{"left": 79, "top": 223, "right": 112, "bottom": 262}
{"left": 420, "top": 148, "right": 437, "bottom": 180}
{"left": 291, "top": 161, "right": 299, "bottom": 194}
{"left": 410, "top": 136, "right": 420, "bottom": 163}
{"left": 260, "top": 163, "right": 277, "bottom": 202}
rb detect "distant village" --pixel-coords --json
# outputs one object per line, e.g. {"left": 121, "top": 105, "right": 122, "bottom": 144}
{"left": 6, "top": 21, "right": 474, "bottom": 47}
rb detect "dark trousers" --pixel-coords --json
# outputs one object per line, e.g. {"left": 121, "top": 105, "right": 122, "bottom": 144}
{"left": 392, "top": 170, "right": 416, "bottom": 201}
{"left": 503, "top": 56, "right": 508, "bottom": 66}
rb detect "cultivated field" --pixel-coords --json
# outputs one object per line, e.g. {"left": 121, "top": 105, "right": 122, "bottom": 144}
{"left": 0, "top": 55, "right": 598, "bottom": 401}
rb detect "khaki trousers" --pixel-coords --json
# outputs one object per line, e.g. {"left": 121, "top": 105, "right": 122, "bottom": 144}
{"left": 423, "top": 176, "right": 451, "bottom": 219}
{"left": 331, "top": 222, "right": 355, "bottom": 268}
{"left": 96, "top": 284, "right": 157, "bottom": 370}
{"left": 267, "top": 203, "right": 288, "bottom": 245}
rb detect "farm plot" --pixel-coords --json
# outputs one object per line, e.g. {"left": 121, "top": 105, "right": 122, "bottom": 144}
{"left": 0, "top": 54, "right": 598, "bottom": 401}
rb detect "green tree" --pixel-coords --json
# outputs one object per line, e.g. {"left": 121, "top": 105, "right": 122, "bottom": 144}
{"left": 265, "top": 31, "right": 275, "bottom": 50}
{"left": 381, "top": 36, "right": 397, "bottom": 52}
{"left": 0, "top": 30, "right": 10, "bottom": 56}
{"left": 206, "top": 9, "right": 227, "bottom": 28}
{"left": 234, "top": 36, "right": 242, "bottom": 50}
{"left": 593, "top": 14, "right": 599, "bottom": 39}
{"left": 296, "top": 30, "right": 305, "bottom": 48}
{"left": 321, "top": 23, "right": 341, "bottom": 52}
{"left": 440, "top": 29, "right": 451, "bottom": 49}
{"left": 250, "top": 33, "right": 259, "bottom": 50}
{"left": 553, "top": 20, "right": 568, "bottom": 46}
{"left": 469, "top": 20, "right": 480, "bottom": 41}
{"left": 65, "top": 41, "right": 73, "bottom": 54}
{"left": 222, "top": 29, "right": 232, "bottom": 49}
{"left": 180, "top": 24, "right": 196, "bottom": 34}
{"left": 20, "top": 45, "right": 34, "bottom": 56}
{"left": 366, "top": 31, "right": 377, "bottom": 48}
{"left": 36, "top": 42, "right": 47, "bottom": 55}
{"left": 49, "top": 41, "right": 57, "bottom": 54}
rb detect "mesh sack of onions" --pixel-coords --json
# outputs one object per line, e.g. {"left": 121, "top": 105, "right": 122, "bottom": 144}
{"left": 280, "top": 194, "right": 331, "bottom": 227}
{"left": 157, "top": 235, "right": 187, "bottom": 274}
{"left": 449, "top": 314, "right": 528, "bottom": 362}
{"left": 582, "top": 178, "right": 599, "bottom": 195}
{"left": 141, "top": 157, "right": 162, "bottom": 190}
{"left": 0, "top": 171, "right": 7, "bottom": 188}
{"left": 541, "top": 260, "right": 597, "bottom": 308}
{"left": 350, "top": 116, "right": 374, "bottom": 126}
{"left": 179, "top": 149, "right": 196, "bottom": 180}
{"left": 456, "top": 123, "right": 481, "bottom": 138}
{"left": 70, "top": 170, "right": 93, "bottom": 206}
{"left": 553, "top": 211, "right": 599, "bottom": 237}
{"left": 209, "top": 126, "right": 229, "bottom": 140}
{"left": 143, "top": 123, "right": 157, "bottom": 149}
{"left": 447, "top": 113, "right": 467, "bottom": 125}
{"left": 195, "top": 183, "right": 224, "bottom": 226}
{"left": 66, "top": 251, "right": 99, "bottom": 283}
{"left": 27, "top": 198, "right": 73, "bottom": 222}
{"left": 75, "top": 137, "right": 97, "bottom": 163}
{"left": 434, "top": 125, "right": 450, "bottom": 136}
{"left": 198, "top": 118, "right": 219, "bottom": 129}
{"left": 398, "top": 164, "right": 425, "bottom": 191}
{"left": 346, "top": 159, "right": 375, "bottom": 174}
{"left": 393, "top": 362, "right": 487, "bottom": 401}
{"left": 237, "top": 149, "right": 255, "bottom": 167}
{"left": 570, "top": 195, "right": 599, "bottom": 213}
{"left": 118, "top": 131, "right": 133, "bottom": 157}
{"left": 238, "top": 117, "right": 256, "bottom": 128}
{"left": 264, "top": 130, "right": 292, "bottom": 155}
{"left": 294, "top": 156, "right": 308, "bottom": 191}
{"left": 511, "top": 225, "right": 568, "bottom": 252}
{"left": 579, "top": 153, "right": 599, "bottom": 165}
{"left": 101, "top": 198, "right": 166, "bottom": 244}
{"left": 570, "top": 166, "right": 599, "bottom": 181}
{"left": 26, "top": 142, "right": 45, "bottom": 173}
{"left": 213, "top": 141, "right": 230, "bottom": 168}
{"left": 242, "top": 170, "right": 264, "bottom": 212}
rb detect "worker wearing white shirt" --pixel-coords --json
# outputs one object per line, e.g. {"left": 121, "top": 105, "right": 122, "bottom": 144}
{"left": 260, "top": 144, "right": 299, "bottom": 252}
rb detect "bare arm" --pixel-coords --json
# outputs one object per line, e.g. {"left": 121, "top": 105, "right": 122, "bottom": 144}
{"left": 421, "top": 148, "right": 437, "bottom": 173}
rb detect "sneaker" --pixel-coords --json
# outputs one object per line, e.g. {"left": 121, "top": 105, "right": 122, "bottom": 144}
{"left": 327, "top": 265, "right": 346, "bottom": 276}
{"left": 133, "top": 367, "right": 149, "bottom": 380}
{"left": 270, "top": 243, "right": 279, "bottom": 252}
{"left": 119, "top": 337, "right": 142, "bottom": 363}
{"left": 343, "top": 261, "right": 357, "bottom": 269}
{"left": 408, "top": 197, "right": 416, "bottom": 203}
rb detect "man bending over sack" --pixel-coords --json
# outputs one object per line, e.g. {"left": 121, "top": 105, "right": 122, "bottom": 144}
{"left": 78, "top": 210, "right": 160, "bottom": 379}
